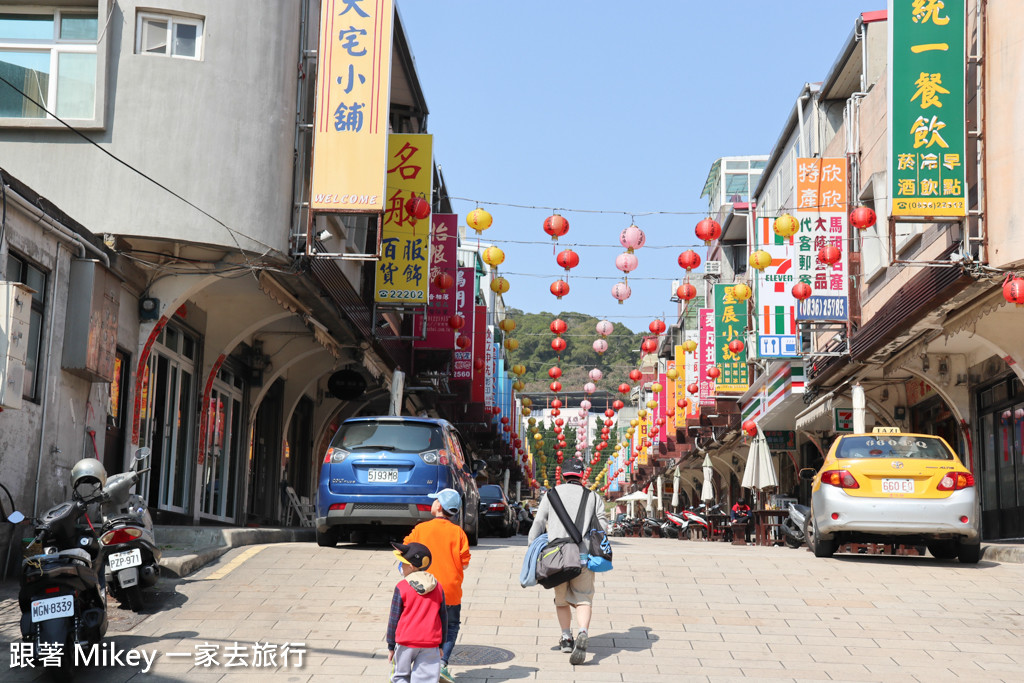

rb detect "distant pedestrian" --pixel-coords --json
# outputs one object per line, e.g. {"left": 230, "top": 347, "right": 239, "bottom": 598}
{"left": 528, "top": 459, "right": 608, "bottom": 665}
{"left": 386, "top": 542, "right": 448, "bottom": 683}
{"left": 403, "top": 489, "right": 470, "bottom": 682}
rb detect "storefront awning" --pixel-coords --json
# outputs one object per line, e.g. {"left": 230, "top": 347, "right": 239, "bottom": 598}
{"left": 795, "top": 390, "right": 835, "bottom": 431}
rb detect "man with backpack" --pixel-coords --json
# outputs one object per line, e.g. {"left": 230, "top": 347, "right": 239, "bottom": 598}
{"left": 527, "top": 459, "right": 608, "bottom": 665}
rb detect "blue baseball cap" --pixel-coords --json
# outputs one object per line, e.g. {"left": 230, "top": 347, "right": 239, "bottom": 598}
{"left": 429, "top": 488, "right": 461, "bottom": 514}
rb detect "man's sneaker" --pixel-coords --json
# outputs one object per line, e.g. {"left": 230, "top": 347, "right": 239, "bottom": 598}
{"left": 569, "top": 631, "right": 589, "bottom": 665}
{"left": 559, "top": 635, "right": 574, "bottom": 653}
{"left": 439, "top": 664, "right": 454, "bottom": 682}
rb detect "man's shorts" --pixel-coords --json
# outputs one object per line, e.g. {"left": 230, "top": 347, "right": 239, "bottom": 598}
{"left": 553, "top": 568, "right": 595, "bottom": 607}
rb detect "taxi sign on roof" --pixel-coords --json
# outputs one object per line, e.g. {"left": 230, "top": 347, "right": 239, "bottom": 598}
{"left": 872, "top": 427, "right": 902, "bottom": 434}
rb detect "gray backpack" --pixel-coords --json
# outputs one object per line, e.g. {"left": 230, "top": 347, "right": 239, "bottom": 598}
{"left": 535, "top": 489, "right": 589, "bottom": 589}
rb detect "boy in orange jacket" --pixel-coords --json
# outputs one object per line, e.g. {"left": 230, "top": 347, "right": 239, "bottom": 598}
{"left": 403, "top": 488, "right": 470, "bottom": 683}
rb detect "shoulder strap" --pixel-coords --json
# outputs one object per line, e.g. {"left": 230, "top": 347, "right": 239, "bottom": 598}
{"left": 547, "top": 488, "right": 584, "bottom": 544}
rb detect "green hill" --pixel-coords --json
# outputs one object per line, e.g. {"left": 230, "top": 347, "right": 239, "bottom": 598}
{"left": 501, "top": 308, "right": 645, "bottom": 393}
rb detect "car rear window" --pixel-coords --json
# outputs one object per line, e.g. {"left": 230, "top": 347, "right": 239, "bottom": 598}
{"left": 835, "top": 435, "right": 955, "bottom": 460}
{"left": 333, "top": 421, "right": 444, "bottom": 453}
{"left": 479, "top": 485, "right": 504, "bottom": 502}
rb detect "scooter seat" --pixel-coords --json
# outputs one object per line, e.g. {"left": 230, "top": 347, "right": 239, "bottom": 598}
{"left": 58, "top": 548, "right": 94, "bottom": 563}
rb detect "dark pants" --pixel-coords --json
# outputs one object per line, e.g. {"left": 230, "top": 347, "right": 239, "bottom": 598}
{"left": 441, "top": 604, "right": 461, "bottom": 664}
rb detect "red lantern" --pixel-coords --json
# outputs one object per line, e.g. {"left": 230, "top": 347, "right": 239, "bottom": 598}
{"left": 556, "top": 249, "right": 580, "bottom": 273}
{"left": 850, "top": 205, "right": 877, "bottom": 229}
{"left": 548, "top": 366, "right": 562, "bottom": 379}
{"left": 448, "top": 314, "right": 465, "bottom": 331}
{"left": 629, "top": 369, "right": 643, "bottom": 382}
{"left": 474, "top": 357, "right": 484, "bottom": 371}
{"left": 456, "top": 335, "right": 472, "bottom": 350}
{"left": 543, "top": 214, "right": 570, "bottom": 241}
{"left": 649, "top": 319, "right": 667, "bottom": 335}
{"left": 551, "top": 408, "right": 561, "bottom": 417}
{"left": 492, "top": 406, "right": 501, "bottom": 415}
{"left": 728, "top": 338, "right": 745, "bottom": 354}
{"left": 818, "top": 245, "right": 842, "bottom": 266}
{"left": 404, "top": 195, "right": 431, "bottom": 220}
{"left": 792, "top": 282, "right": 813, "bottom": 301}
{"left": 550, "top": 381, "right": 562, "bottom": 392}
{"left": 695, "top": 218, "right": 722, "bottom": 245}
{"left": 433, "top": 272, "right": 454, "bottom": 291}
{"left": 613, "top": 400, "right": 625, "bottom": 411}
{"left": 551, "top": 337, "right": 567, "bottom": 353}
{"left": 551, "top": 399, "right": 563, "bottom": 409}
{"left": 550, "top": 280, "right": 570, "bottom": 300}
{"left": 641, "top": 337, "right": 658, "bottom": 354}
{"left": 550, "top": 319, "right": 568, "bottom": 336}
{"left": 707, "top": 367, "right": 721, "bottom": 380}
{"left": 604, "top": 409, "right": 615, "bottom": 418}
{"left": 618, "top": 383, "right": 631, "bottom": 395}
{"left": 1004, "top": 277, "right": 1024, "bottom": 307}
{"left": 666, "top": 408, "right": 675, "bottom": 418}
{"left": 676, "top": 283, "right": 697, "bottom": 301}
{"left": 742, "top": 420, "right": 758, "bottom": 437}
{"left": 677, "top": 250, "right": 701, "bottom": 271}
{"left": 500, "top": 416, "right": 509, "bottom": 425}
{"left": 677, "top": 398, "right": 687, "bottom": 409}
{"left": 555, "top": 418, "right": 564, "bottom": 426}
{"left": 687, "top": 383, "right": 699, "bottom": 395}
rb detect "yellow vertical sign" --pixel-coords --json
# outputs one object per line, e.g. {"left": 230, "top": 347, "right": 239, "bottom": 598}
{"left": 638, "top": 411, "right": 650, "bottom": 466}
{"left": 374, "top": 134, "right": 432, "bottom": 303}
{"left": 310, "top": 0, "right": 394, "bottom": 212}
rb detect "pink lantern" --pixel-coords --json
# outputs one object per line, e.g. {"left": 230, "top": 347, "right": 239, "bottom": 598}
{"left": 592, "top": 339, "right": 609, "bottom": 354}
{"left": 611, "top": 281, "right": 632, "bottom": 304}
{"left": 584, "top": 382, "right": 597, "bottom": 394}
{"left": 615, "top": 251, "right": 638, "bottom": 274}
{"left": 580, "top": 399, "right": 592, "bottom": 411}
{"left": 619, "top": 224, "right": 646, "bottom": 252}
{"left": 589, "top": 368, "right": 603, "bottom": 381}
{"left": 595, "top": 319, "right": 614, "bottom": 337}
{"left": 578, "top": 409, "right": 588, "bottom": 418}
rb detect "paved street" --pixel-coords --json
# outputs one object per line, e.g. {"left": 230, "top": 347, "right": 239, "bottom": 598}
{"left": 3, "top": 536, "right": 1024, "bottom": 682}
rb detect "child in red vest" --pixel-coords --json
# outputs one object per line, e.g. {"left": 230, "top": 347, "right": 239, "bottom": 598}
{"left": 386, "top": 542, "right": 448, "bottom": 683}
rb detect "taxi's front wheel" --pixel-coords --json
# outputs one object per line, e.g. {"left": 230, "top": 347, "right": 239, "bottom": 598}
{"left": 957, "top": 541, "right": 981, "bottom": 564}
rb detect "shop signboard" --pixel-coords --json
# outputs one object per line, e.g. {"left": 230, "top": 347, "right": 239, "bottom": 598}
{"left": 754, "top": 217, "right": 799, "bottom": 357}
{"left": 888, "top": 0, "right": 967, "bottom": 218}
{"left": 374, "top": 134, "right": 433, "bottom": 304}
{"left": 713, "top": 284, "right": 749, "bottom": 393}
{"left": 415, "top": 214, "right": 458, "bottom": 349}
{"left": 698, "top": 309, "right": 715, "bottom": 407}
{"left": 794, "top": 157, "right": 849, "bottom": 321}
{"left": 452, "top": 267, "right": 475, "bottom": 381}
{"left": 310, "top": 0, "right": 393, "bottom": 212}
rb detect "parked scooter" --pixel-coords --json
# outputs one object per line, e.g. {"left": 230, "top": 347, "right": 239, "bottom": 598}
{"left": 779, "top": 502, "right": 810, "bottom": 549}
{"left": 18, "top": 459, "right": 109, "bottom": 680}
{"left": 664, "top": 511, "right": 690, "bottom": 538}
{"left": 680, "top": 505, "right": 710, "bottom": 537}
{"left": 98, "top": 448, "right": 160, "bottom": 610}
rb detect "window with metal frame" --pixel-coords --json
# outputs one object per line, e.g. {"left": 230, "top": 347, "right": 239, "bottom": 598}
{"left": 5, "top": 251, "right": 47, "bottom": 401}
{"left": 135, "top": 11, "right": 203, "bottom": 60}
{"left": 0, "top": 8, "right": 99, "bottom": 120}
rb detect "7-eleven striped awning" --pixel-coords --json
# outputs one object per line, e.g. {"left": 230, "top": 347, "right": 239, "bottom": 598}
{"left": 740, "top": 362, "right": 805, "bottom": 431}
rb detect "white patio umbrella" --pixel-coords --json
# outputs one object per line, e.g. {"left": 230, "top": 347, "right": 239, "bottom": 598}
{"left": 742, "top": 425, "right": 779, "bottom": 493}
{"left": 671, "top": 466, "right": 680, "bottom": 510}
{"left": 646, "top": 485, "right": 653, "bottom": 515}
{"left": 701, "top": 454, "right": 715, "bottom": 502}
{"left": 656, "top": 475, "right": 664, "bottom": 513}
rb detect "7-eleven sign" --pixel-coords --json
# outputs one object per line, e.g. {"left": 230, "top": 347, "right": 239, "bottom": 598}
{"left": 834, "top": 408, "right": 853, "bottom": 432}
{"left": 754, "top": 218, "right": 798, "bottom": 354}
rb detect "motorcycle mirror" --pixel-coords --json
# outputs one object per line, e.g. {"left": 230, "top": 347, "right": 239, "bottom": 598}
{"left": 6, "top": 511, "right": 25, "bottom": 524}
{"left": 134, "top": 447, "right": 152, "bottom": 462}
{"left": 798, "top": 467, "right": 817, "bottom": 481}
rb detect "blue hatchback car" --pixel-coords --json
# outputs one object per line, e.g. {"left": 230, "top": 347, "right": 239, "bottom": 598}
{"left": 315, "top": 416, "right": 483, "bottom": 546}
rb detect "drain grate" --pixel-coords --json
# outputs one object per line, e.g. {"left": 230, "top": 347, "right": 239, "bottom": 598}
{"left": 448, "top": 645, "right": 515, "bottom": 666}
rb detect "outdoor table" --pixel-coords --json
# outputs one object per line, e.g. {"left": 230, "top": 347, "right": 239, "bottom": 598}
{"left": 706, "top": 513, "right": 730, "bottom": 541}
{"left": 753, "top": 509, "right": 789, "bottom": 546}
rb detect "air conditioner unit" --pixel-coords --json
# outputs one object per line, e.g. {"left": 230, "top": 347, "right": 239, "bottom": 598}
{"left": 705, "top": 260, "right": 721, "bottom": 275}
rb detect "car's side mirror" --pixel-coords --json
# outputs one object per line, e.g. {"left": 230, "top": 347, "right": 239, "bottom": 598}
{"left": 472, "top": 459, "right": 487, "bottom": 473}
{"left": 799, "top": 468, "right": 817, "bottom": 481}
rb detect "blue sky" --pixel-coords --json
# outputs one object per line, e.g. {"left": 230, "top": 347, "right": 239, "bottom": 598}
{"left": 398, "top": 1, "right": 876, "bottom": 332}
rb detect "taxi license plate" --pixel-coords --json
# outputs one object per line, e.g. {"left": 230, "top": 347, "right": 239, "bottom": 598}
{"left": 31, "top": 595, "right": 74, "bottom": 623}
{"left": 882, "top": 478, "right": 914, "bottom": 494}
{"left": 109, "top": 548, "right": 142, "bottom": 571}
{"left": 368, "top": 469, "right": 398, "bottom": 483}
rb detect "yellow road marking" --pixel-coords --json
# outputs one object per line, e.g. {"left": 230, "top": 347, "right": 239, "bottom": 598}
{"left": 202, "top": 545, "right": 267, "bottom": 581}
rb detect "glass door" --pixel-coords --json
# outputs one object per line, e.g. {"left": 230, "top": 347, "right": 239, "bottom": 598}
{"left": 200, "top": 369, "right": 244, "bottom": 521}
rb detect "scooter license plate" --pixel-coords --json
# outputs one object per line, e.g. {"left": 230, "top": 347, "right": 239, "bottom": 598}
{"left": 118, "top": 567, "right": 139, "bottom": 588}
{"left": 109, "top": 548, "right": 142, "bottom": 571}
{"left": 31, "top": 594, "right": 74, "bottom": 623}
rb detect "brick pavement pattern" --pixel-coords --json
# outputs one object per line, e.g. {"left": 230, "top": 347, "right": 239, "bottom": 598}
{"left": 3, "top": 536, "right": 1024, "bottom": 681}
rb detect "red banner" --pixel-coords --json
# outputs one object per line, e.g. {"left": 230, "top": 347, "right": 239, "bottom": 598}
{"left": 452, "top": 267, "right": 475, "bottom": 381}
{"left": 471, "top": 304, "right": 487, "bottom": 404}
{"left": 415, "top": 214, "right": 458, "bottom": 350}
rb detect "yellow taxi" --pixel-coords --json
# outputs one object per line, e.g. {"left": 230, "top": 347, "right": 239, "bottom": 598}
{"left": 800, "top": 427, "right": 980, "bottom": 563}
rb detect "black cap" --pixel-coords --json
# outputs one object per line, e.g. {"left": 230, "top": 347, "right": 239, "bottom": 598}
{"left": 391, "top": 542, "right": 432, "bottom": 569}
{"left": 562, "top": 458, "right": 585, "bottom": 478}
